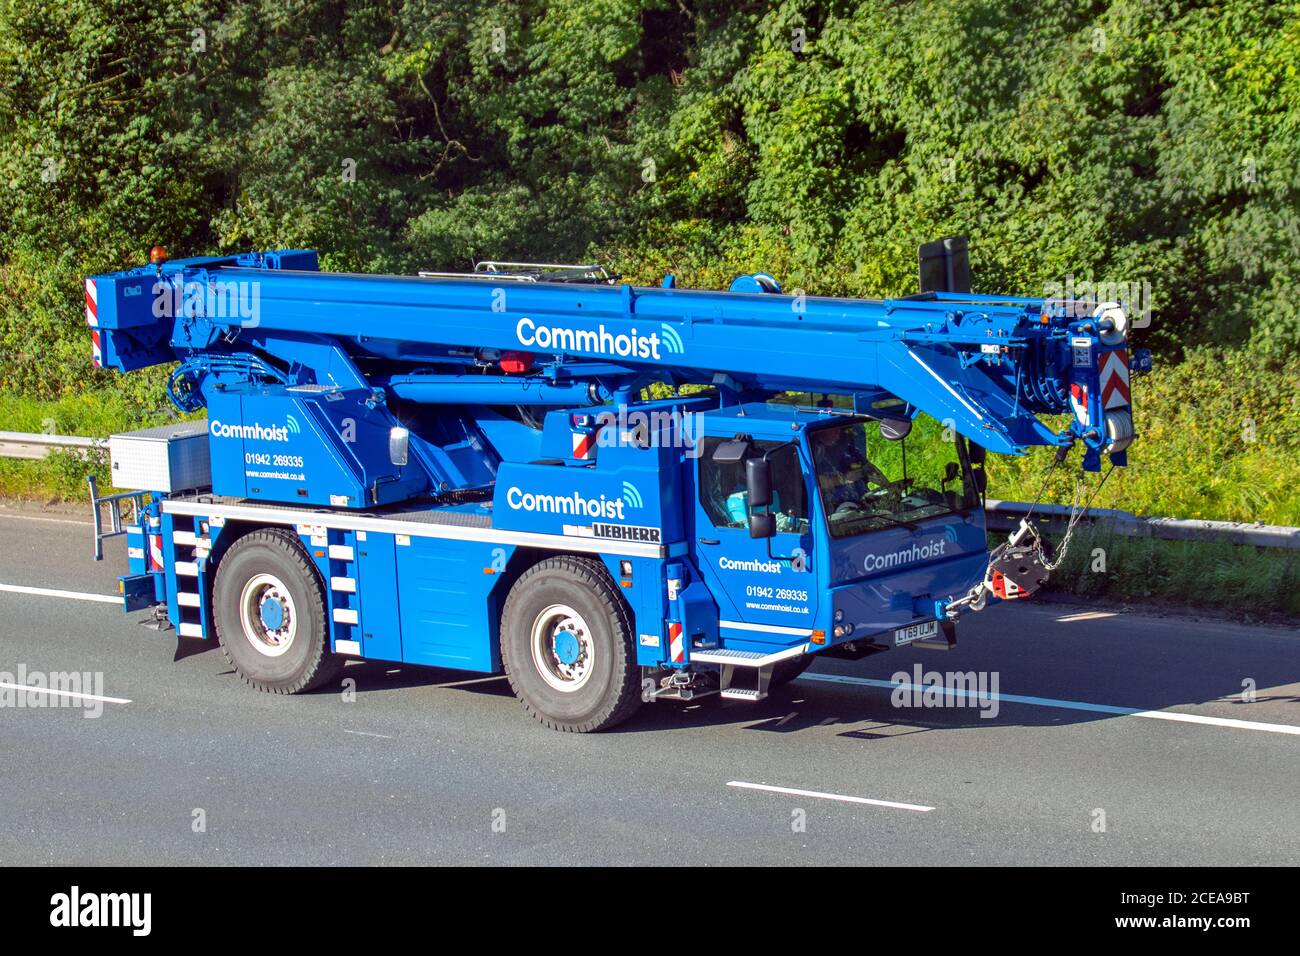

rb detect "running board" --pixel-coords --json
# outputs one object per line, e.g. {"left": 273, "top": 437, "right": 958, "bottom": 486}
{"left": 719, "top": 687, "right": 764, "bottom": 702}
{"left": 689, "top": 644, "right": 807, "bottom": 667}
{"left": 691, "top": 643, "right": 808, "bottom": 703}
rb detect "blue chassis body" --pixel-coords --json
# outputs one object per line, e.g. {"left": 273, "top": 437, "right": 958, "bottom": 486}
{"left": 96, "top": 247, "right": 1139, "bottom": 676}
{"left": 124, "top": 397, "right": 988, "bottom": 673}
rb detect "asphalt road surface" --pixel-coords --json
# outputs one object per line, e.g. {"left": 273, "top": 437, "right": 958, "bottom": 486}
{"left": 2, "top": 507, "right": 1297, "bottom": 866}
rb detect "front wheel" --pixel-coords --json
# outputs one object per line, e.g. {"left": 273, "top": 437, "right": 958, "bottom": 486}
{"left": 500, "top": 555, "right": 641, "bottom": 732}
{"left": 212, "top": 528, "right": 344, "bottom": 694}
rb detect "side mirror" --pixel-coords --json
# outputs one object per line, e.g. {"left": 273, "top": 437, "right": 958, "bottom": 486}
{"left": 879, "top": 416, "right": 912, "bottom": 441}
{"left": 943, "top": 461, "right": 960, "bottom": 484}
{"left": 745, "top": 457, "right": 772, "bottom": 509}
{"left": 745, "top": 457, "right": 774, "bottom": 539}
{"left": 389, "top": 426, "right": 410, "bottom": 466}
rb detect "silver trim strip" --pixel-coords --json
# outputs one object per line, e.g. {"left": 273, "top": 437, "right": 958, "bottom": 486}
{"left": 717, "top": 619, "right": 814, "bottom": 638}
{"left": 162, "top": 500, "right": 666, "bottom": 559}
{"left": 907, "top": 349, "right": 985, "bottom": 423}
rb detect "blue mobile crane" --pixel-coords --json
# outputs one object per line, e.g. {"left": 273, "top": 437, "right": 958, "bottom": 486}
{"left": 85, "top": 240, "right": 1145, "bottom": 731}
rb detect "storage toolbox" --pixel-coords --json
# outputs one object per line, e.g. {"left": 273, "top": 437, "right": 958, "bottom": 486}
{"left": 109, "top": 421, "right": 211, "bottom": 492}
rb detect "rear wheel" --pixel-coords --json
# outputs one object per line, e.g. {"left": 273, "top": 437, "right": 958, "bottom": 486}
{"left": 500, "top": 555, "right": 641, "bottom": 732}
{"left": 212, "top": 528, "right": 344, "bottom": 694}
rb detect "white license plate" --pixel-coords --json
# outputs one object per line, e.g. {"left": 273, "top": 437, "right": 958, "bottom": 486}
{"left": 894, "top": 620, "right": 940, "bottom": 646}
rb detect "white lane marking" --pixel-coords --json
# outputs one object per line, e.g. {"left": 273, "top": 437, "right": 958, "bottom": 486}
{"left": 727, "top": 780, "right": 934, "bottom": 812}
{"left": 1128, "top": 710, "right": 1300, "bottom": 734}
{"left": 0, "top": 513, "right": 91, "bottom": 527}
{"left": 0, "top": 681, "right": 131, "bottom": 705}
{"left": 342, "top": 730, "right": 394, "bottom": 739}
{"left": 0, "top": 583, "right": 120, "bottom": 605}
{"left": 1056, "top": 611, "right": 1118, "bottom": 622}
{"left": 798, "top": 673, "right": 1300, "bottom": 736}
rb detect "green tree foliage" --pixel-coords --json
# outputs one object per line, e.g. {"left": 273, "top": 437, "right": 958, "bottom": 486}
{"left": 1, "top": 3, "right": 1296, "bottom": 498}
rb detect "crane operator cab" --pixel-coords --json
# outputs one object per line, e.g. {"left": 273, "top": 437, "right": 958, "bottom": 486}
{"left": 687, "top": 400, "right": 990, "bottom": 697}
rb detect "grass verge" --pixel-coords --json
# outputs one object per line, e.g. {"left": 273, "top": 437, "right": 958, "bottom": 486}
{"left": 1031, "top": 524, "right": 1300, "bottom": 619}
{"left": 0, "top": 390, "right": 178, "bottom": 501}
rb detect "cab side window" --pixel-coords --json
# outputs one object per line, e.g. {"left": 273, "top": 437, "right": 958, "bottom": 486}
{"left": 698, "top": 438, "right": 808, "bottom": 530}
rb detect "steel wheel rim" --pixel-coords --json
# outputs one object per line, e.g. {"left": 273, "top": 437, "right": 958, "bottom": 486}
{"left": 238, "top": 572, "right": 298, "bottom": 658}
{"left": 529, "top": 603, "right": 595, "bottom": 693}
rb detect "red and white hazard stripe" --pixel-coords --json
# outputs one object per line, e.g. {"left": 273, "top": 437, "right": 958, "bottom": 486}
{"left": 572, "top": 425, "right": 601, "bottom": 460}
{"left": 85, "top": 279, "right": 98, "bottom": 327}
{"left": 147, "top": 533, "right": 165, "bottom": 573}
{"left": 86, "top": 279, "right": 103, "bottom": 367}
{"left": 989, "top": 569, "right": 1027, "bottom": 600}
{"left": 668, "top": 622, "right": 685, "bottom": 663}
{"left": 1099, "top": 349, "right": 1131, "bottom": 410}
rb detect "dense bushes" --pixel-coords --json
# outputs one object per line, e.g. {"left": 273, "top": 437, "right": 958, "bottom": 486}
{"left": 1, "top": 0, "right": 1297, "bottom": 518}
{"left": 986, "top": 348, "right": 1300, "bottom": 525}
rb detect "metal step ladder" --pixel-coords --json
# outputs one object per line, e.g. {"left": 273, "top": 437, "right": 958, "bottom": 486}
{"left": 171, "top": 525, "right": 209, "bottom": 638}
{"left": 325, "top": 537, "right": 361, "bottom": 656}
{"left": 690, "top": 644, "right": 808, "bottom": 702}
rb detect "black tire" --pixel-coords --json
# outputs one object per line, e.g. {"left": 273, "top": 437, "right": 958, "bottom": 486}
{"left": 770, "top": 654, "right": 814, "bottom": 688}
{"left": 500, "top": 555, "right": 641, "bottom": 732}
{"left": 212, "top": 528, "right": 345, "bottom": 694}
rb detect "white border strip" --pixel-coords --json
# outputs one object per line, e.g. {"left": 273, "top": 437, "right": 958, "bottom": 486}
{"left": 0, "top": 583, "right": 120, "bottom": 605}
{"left": 0, "top": 513, "right": 92, "bottom": 527}
{"left": 717, "top": 619, "right": 813, "bottom": 637}
{"left": 163, "top": 499, "right": 664, "bottom": 559}
{"left": 727, "top": 780, "right": 934, "bottom": 812}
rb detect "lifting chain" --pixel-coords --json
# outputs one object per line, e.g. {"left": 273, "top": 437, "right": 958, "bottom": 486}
{"left": 948, "top": 448, "right": 1116, "bottom": 615}
{"left": 1036, "top": 462, "right": 1115, "bottom": 572}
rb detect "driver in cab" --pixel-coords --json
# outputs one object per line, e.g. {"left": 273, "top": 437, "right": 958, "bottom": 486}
{"left": 811, "top": 425, "right": 892, "bottom": 514}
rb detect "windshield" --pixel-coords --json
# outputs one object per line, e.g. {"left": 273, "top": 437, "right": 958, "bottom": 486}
{"left": 809, "top": 416, "right": 978, "bottom": 539}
